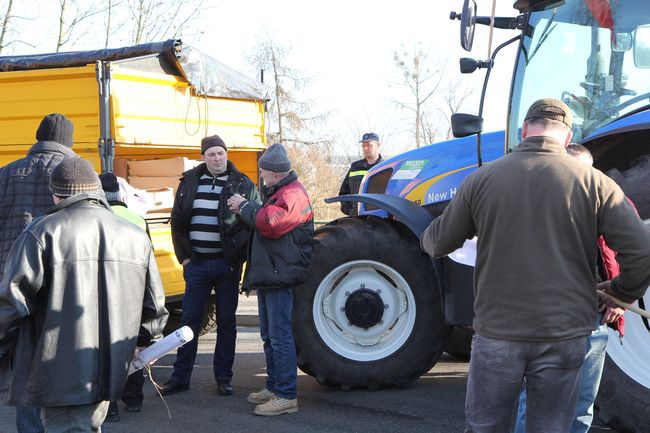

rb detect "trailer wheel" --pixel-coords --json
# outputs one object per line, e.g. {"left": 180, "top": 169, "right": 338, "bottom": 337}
{"left": 293, "top": 217, "right": 446, "bottom": 389}
{"left": 163, "top": 295, "right": 217, "bottom": 336}
{"left": 596, "top": 293, "right": 650, "bottom": 433}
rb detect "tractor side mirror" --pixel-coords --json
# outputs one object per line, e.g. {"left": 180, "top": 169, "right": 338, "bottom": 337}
{"left": 451, "top": 0, "right": 477, "bottom": 51}
{"left": 452, "top": 113, "right": 483, "bottom": 138}
{"left": 634, "top": 25, "right": 650, "bottom": 67}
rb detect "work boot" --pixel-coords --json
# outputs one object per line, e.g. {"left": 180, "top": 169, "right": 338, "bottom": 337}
{"left": 160, "top": 380, "right": 190, "bottom": 396}
{"left": 105, "top": 402, "right": 120, "bottom": 423}
{"left": 253, "top": 396, "right": 298, "bottom": 416}
{"left": 247, "top": 387, "right": 275, "bottom": 404}
{"left": 217, "top": 382, "right": 233, "bottom": 396}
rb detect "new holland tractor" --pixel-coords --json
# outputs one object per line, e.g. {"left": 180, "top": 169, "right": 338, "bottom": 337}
{"left": 293, "top": 1, "right": 650, "bottom": 431}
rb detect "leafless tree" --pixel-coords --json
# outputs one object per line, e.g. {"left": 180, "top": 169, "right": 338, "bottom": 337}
{"left": 393, "top": 43, "right": 443, "bottom": 148}
{"left": 0, "top": 0, "right": 15, "bottom": 54}
{"left": 285, "top": 141, "right": 347, "bottom": 222}
{"left": 127, "top": 0, "right": 210, "bottom": 45}
{"left": 0, "top": 0, "right": 36, "bottom": 54}
{"left": 248, "top": 35, "right": 328, "bottom": 145}
{"left": 56, "top": 0, "right": 107, "bottom": 52}
{"left": 103, "top": 0, "right": 125, "bottom": 48}
{"left": 437, "top": 78, "right": 475, "bottom": 139}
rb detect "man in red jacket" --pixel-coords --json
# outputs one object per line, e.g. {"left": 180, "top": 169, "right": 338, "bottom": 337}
{"left": 228, "top": 143, "right": 314, "bottom": 416}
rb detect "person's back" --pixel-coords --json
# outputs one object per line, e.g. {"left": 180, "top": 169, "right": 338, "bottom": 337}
{"left": 421, "top": 98, "right": 650, "bottom": 433}
{"left": 0, "top": 158, "right": 168, "bottom": 428}
{"left": 460, "top": 138, "right": 638, "bottom": 341}
{"left": 0, "top": 113, "right": 76, "bottom": 271}
{"left": 5, "top": 194, "right": 163, "bottom": 405}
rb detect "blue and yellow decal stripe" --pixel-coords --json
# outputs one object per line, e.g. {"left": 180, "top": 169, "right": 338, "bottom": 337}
{"left": 405, "top": 164, "right": 476, "bottom": 203}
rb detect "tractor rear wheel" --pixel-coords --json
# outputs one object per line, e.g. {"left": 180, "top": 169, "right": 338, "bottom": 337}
{"left": 596, "top": 292, "right": 650, "bottom": 432}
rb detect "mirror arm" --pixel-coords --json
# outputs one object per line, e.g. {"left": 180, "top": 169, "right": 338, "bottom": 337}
{"left": 475, "top": 34, "right": 522, "bottom": 167}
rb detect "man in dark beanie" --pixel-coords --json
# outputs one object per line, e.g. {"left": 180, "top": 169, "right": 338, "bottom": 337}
{"left": 0, "top": 156, "right": 168, "bottom": 432}
{"left": 0, "top": 113, "right": 76, "bottom": 433}
{"left": 162, "top": 134, "right": 260, "bottom": 397}
{"left": 228, "top": 143, "right": 314, "bottom": 416}
{"left": 36, "top": 113, "right": 74, "bottom": 148}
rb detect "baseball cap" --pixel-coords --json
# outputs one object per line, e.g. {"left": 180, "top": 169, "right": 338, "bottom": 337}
{"left": 360, "top": 132, "right": 380, "bottom": 142}
{"left": 524, "top": 98, "right": 573, "bottom": 128}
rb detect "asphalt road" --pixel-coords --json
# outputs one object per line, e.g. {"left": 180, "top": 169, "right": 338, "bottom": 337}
{"left": 0, "top": 326, "right": 619, "bottom": 433}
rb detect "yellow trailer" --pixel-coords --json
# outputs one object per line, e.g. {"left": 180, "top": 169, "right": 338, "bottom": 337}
{"left": 0, "top": 40, "right": 266, "bottom": 330}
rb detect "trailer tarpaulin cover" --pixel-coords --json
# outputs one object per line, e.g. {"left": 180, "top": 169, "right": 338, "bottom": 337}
{"left": 0, "top": 39, "right": 266, "bottom": 101}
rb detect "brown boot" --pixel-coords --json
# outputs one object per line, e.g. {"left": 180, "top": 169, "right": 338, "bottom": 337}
{"left": 247, "top": 388, "right": 274, "bottom": 404}
{"left": 253, "top": 396, "right": 298, "bottom": 416}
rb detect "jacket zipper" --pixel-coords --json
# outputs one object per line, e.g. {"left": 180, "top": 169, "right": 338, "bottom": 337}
{"left": 259, "top": 235, "right": 279, "bottom": 279}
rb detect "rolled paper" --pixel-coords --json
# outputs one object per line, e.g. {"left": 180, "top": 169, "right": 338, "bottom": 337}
{"left": 128, "top": 326, "right": 194, "bottom": 375}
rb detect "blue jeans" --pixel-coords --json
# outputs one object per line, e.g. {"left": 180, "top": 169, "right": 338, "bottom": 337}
{"left": 16, "top": 406, "right": 44, "bottom": 433}
{"left": 258, "top": 287, "right": 297, "bottom": 399}
{"left": 465, "top": 334, "right": 585, "bottom": 433}
{"left": 514, "top": 318, "right": 608, "bottom": 433}
{"left": 41, "top": 401, "right": 109, "bottom": 433}
{"left": 171, "top": 258, "right": 240, "bottom": 384}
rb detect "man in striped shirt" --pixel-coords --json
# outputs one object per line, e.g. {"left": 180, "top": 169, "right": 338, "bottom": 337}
{"left": 163, "top": 135, "right": 260, "bottom": 397}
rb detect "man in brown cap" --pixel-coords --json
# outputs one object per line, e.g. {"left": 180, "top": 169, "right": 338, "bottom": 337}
{"left": 0, "top": 157, "right": 168, "bottom": 432}
{"left": 420, "top": 98, "right": 650, "bottom": 433}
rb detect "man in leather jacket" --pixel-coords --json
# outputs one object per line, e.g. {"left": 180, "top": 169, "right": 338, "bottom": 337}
{"left": 0, "top": 157, "right": 168, "bottom": 432}
{"left": 162, "top": 135, "right": 260, "bottom": 397}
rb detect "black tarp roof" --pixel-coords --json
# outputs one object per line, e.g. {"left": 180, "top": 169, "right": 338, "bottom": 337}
{"left": 0, "top": 39, "right": 266, "bottom": 101}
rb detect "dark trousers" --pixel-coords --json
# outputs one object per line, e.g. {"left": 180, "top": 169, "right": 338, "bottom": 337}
{"left": 465, "top": 333, "right": 586, "bottom": 433}
{"left": 171, "top": 258, "right": 240, "bottom": 384}
{"left": 121, "top": 369, "right": 145, "bottom": 407}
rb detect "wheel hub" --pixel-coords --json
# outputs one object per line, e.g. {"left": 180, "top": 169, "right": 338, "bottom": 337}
{"left": 344, "top": 288, "right": 384, "bottom": 328}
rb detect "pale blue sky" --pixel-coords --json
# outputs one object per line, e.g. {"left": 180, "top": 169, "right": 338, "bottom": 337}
{"left": 194, "top": 0, "right": 519, "bottom": 154}
{"left": 6, "top": 0, "right": 520, "bottom": 155}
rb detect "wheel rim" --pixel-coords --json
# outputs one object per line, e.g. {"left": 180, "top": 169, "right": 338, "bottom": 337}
{"left": 312, "top": 260, "right": 417, "bottom": 361}
{"left": 605, "top": 291, "right": 650, "bottom": 388}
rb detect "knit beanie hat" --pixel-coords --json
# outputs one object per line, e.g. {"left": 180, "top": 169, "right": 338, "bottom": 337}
{"left": 50, "top": 157, "right": 102, "bottom": 197}
{"left": 36, "top": 113, "right": 74, "bottom": 148}
{"left": 201, "top": 135, "right": 227, "bottom": 154}
{"left": 99, "top": 172, "right": 121, "bottom": 202}
{"left": 259, "top": 143, "right": 291, "bottom": 173}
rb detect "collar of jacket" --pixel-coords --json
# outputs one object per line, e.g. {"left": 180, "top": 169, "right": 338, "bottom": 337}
{"left": 181, "top": 160, "right": 243, "bottom": 181}
{"left": 27, "top": 141, "right": 76, "bottom": 157}
{"left": 45, "top": 192, "right": 112, "bottom": 216}
{"left": 263, "top": 170, "right": 298, "bottom": 199}
{"left": 514, "top": 135, "right": 567, "bottom": 155}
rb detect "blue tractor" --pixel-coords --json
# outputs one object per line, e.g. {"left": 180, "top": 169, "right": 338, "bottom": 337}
{"left": 293, "top": 1, "right": 650, "bottom": 430}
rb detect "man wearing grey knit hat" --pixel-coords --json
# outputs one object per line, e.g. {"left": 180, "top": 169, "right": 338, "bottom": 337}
{"left": 0, "top": 156, "right": 168, "bottom": 432}
{"left": 228, "top": 143, "right": 314, "bottom": 416}
{"left": 0, "top": 113, "right": 77, "bottom": 433}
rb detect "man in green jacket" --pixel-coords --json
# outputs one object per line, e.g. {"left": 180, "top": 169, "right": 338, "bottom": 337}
{"left": 100, "top": 172, "right": 150, "bottom": 421}
{"left": 420, "top": 98, "right": 650, "bottom": 433}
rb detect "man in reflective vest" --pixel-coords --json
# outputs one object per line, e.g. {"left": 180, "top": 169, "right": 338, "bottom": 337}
{"left": 338, "top": 132, "right": 383, "bottom": 216}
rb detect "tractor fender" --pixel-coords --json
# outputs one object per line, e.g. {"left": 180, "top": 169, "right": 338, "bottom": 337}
{"left": 325, "top": 193, "right": 435, "bottom": 238}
